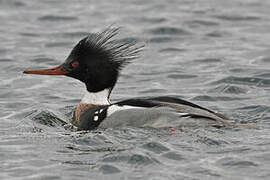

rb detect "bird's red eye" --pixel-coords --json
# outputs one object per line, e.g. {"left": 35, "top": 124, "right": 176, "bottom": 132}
{"left": 71, "top": 61, "right": 79, "bottom": 68}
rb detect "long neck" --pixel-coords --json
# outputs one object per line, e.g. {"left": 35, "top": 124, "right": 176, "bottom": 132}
{"left": 80, "top": 88, "right": 111, "bottom": 105}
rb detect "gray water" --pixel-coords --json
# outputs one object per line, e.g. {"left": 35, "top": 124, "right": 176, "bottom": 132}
{"left": 1, "top": 0, "right": 270, "bottom": 179}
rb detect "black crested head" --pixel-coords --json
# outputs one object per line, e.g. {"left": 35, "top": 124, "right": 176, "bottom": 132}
{"left": 62, "top": 27, "right": 143, "bottom": 92}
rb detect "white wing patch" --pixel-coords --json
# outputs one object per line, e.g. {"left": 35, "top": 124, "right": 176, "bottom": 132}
{"left": 107, "top": 105, "right": 140, "bottom": 117}
{"left": 178, "top": 112, "right": 190, "bottom": 116}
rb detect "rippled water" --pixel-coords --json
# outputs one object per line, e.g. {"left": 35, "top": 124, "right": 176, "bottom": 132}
{"left": 1, "top": 0, "right": 270, "bottom": 179}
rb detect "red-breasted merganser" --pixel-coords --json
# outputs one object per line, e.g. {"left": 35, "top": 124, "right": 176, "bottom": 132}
{"left": 24, "top": 28, "right": 229, "bottom": 130}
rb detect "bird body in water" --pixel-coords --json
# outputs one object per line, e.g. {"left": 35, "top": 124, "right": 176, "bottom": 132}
{"left": 24, "top": 28, "right": 229, "bottom": 130}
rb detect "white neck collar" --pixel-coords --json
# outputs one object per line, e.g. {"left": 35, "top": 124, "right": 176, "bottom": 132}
{"left": 80, "top": 88, "right": 111, "bottom": 105}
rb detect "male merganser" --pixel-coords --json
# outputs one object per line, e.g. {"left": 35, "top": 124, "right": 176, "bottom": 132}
{"left": 24, "top": 28, "right": 229, "bottom": 130}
